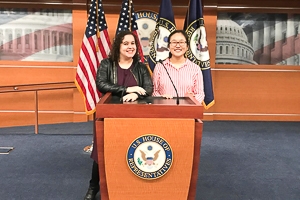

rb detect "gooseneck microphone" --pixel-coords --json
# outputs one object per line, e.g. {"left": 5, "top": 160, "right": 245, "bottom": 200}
{"left": 158, "top": 60, "right": 179, "bottom": 105}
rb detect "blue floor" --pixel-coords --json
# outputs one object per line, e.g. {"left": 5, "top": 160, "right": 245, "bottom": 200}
{"left": 0, "top": 121, "right": 299, "bottom": 200}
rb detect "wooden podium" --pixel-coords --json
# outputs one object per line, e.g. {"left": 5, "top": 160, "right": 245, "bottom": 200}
{"left": 95, "top": 93, "right": 203, "bottom": 200}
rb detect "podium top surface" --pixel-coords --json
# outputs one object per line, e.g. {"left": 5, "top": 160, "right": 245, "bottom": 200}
{"left": 106, "top": 96, "right": 198, "bottom": 105}
{"left": 96, "top": 94, "right": 203, "bottom": 119}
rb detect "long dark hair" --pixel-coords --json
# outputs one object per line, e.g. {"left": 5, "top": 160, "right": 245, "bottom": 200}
{"left": 109, "top": 30, "right": 140, "bottom": 63}
{"left": 167, "top": 30, "right": 189, "bottom": 58}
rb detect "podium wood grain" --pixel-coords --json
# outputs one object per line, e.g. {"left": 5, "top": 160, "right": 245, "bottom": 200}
{"left": 107, "top": 118, "right": 193, "bottom": 200}
{"left": 96, "top": 118, "right": 202, "bottom": 200}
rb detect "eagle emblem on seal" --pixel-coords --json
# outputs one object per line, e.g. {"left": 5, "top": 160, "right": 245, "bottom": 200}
{"left": 140, "top": 149, "right": 161, "bottom": 168}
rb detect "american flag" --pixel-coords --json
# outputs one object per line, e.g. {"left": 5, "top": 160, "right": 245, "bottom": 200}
{"left": 116, "top": 0, "right": 144, "bottom": 63}
{"left": 75, "top": 0, "right": 111, "bottom": 115}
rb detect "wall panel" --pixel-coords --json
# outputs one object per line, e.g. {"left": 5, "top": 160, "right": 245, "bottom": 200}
{"left": 212, "top": 69, "right": 300, "bottom": 120}
{"left": 0, "top": 67, "right": 75, "bottom": 85}
{"left": 0, "top": 113, "right": 36, "bottom": 128}
{"left": 0, "top": 67, "right": 83, "bottom": 127}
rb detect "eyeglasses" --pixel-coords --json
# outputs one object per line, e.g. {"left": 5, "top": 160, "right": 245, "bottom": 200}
{"left": 169, "top": 41, "right": 187, "bottom": 46}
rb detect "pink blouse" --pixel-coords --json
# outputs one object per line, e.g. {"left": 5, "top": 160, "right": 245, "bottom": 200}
{"left": 152, "top": 58, "right": 205, "bottom": 103}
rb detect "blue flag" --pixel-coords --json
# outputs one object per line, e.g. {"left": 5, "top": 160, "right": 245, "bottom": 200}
{"left": 184, "top": 0, "right": 215, "bottom": 109}
{"left": 148, "top": 0, "right": 176, "bottom": 71}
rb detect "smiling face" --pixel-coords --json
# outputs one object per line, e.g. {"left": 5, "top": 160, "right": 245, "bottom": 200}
{"left": 119, "top": 34, "right": 137, "bottom": 61}
{"left": 168, "top": 32, "right": 188, "bottom": 58}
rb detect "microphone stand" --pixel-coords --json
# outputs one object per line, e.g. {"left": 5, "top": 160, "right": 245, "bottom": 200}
{"left": 159, "top": 60, "right": 179, "bottom": 105}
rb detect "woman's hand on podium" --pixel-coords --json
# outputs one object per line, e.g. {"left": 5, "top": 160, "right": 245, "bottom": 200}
{"left": 122, "top": 93, "right": 138, "bottom": 102}
{"left": 185, "top": 91, "right": 195, "bottom": 96}
{"left": 162, "top": 94, "right": 173, "bottom": 99}
{"left": 126, "top": 86, "right": 146, "bottom": 95}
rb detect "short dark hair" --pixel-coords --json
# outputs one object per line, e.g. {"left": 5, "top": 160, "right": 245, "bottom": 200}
{"left": 109, "top": 30, "right": 140, "bottom": 63}
{"left": 167, "top": 30, "right": 189, "bottom": 58}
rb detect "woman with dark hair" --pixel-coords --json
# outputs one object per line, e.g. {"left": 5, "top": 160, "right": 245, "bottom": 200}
{"left": 152, "top": 30, "right": 205, "bottom": 103}
{"left": 83, "top": 30, "right": 153, "bottom": 200}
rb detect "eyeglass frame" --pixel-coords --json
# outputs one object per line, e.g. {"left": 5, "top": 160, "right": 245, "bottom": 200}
{"left": 169, "top": 41, "right": 188, "bottom": 47}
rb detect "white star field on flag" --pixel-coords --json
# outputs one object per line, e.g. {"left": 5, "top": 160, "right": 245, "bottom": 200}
{"left": 85, "top": 1, "right": 107, "bottom": 37}
{"left": 116, "top": 1, "right": 138, "bottom": 32}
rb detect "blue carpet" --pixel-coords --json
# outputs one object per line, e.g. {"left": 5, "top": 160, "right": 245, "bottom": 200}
{"left": 0, "top": 134, "right": 92, "bottom": 200}
{"left": 0, "top": 121, "right": 299, "bottom": 200}
{"left": 197, "top": 121, "right": 300, "bottom": 200}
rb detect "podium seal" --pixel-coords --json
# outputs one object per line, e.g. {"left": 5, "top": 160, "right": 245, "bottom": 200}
{"left": 127, "top": 134, "right": 173, "bottom": 180}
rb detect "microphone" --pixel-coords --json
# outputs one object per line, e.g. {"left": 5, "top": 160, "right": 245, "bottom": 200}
{"left": 158, "top": 60, "right": 179, "bottom": 105}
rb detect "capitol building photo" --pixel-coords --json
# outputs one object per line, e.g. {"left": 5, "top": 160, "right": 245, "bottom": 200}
{"left": 216, "top": 13, "right": 300, "bottom": 65}
{"left": 0, "top": 8, "right": 73, "bottom": 62}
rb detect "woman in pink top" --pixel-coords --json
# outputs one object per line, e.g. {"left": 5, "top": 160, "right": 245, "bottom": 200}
{"left": 152, "top": 30, "right": 205, "bottom": 103}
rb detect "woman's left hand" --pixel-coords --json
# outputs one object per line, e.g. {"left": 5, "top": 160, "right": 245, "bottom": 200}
{"left": 185, "top": 91, "right": 195, "bottom": 96}
{"left": 122, "top": 93, "right": 139, "bottom": 102}
{"left": 162, "top": 94, "right": 173, "bottom": 99}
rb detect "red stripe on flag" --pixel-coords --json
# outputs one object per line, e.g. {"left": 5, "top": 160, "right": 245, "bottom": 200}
{"left": 86, "top": 36, "right": 98, "bottom": 75}
{"left": 77, "top": 59, "right": 97, "bottom": 111}
{"left": 132, "top": 30, "right": 144, "bottom": 62}
{"left": 75, "top": 73, "right": 92, "bottom": 111}
{"left": 103, "top": 30, "right": 111, "bottom": 50}
{"left": 97, "top": 35, "right": 107, "bottom": 60}
{"left": 98, "top": 30, "right": 111, "bottom": 60}
{"left": 76, "top": 37, "right": 99, "bottom": 111}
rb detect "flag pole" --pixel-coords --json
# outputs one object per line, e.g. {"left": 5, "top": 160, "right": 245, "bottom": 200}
{"left": 83, "top": 0, "right": 98, "bottom": 153}
{"left": 83, "top": 0, "right": 93, "bottom": 153}
{"left": 128, "top": 0, "right": 132, "bottom": 31}
{"left": 93, "top": 0, "right": 99, "bottom": 151}
{"left": 95, "top": 0, "right": 100, "bottom": 51}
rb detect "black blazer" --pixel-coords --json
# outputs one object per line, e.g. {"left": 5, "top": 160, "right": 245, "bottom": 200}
{"left": 96, "top": 58, "right": 153, "bottom": 98}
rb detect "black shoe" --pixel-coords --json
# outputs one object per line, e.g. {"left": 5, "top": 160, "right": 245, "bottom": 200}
{"left": 84, "top": 186, "right": 99, "bottom": 200}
